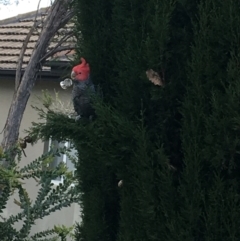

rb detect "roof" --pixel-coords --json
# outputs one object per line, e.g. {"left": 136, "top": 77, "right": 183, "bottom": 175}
{"left": 0, "top": 7, "right": 76, "bottom": 74}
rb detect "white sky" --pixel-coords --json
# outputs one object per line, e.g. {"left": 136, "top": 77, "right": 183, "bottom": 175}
{"left": 0, "top": 0, "right": 51, "bottom": 20}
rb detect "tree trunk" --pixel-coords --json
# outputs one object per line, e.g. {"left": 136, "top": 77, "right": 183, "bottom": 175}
{"left": 1, "top": 0, "right": 74, "bottom": 154}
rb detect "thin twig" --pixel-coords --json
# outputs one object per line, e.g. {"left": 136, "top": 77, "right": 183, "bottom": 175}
{"left": 41, "top": 45, "right": 75, "bottom": 62}
{"left": 40, "top": 32, "right": 74, "bottom": 63}
{"left": 59, "top": 9, "right": 74, "bottom": 28}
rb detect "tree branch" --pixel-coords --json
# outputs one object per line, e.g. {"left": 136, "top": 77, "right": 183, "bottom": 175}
{"left": 59, "top": 9, "right": 74, "bottom": 29}
{"left": 40, "top": 31, "right": 74, "bottom": 63}
{"left": 40, "top": 45, "right": 75, "bottom": 63}
{"left": 15, "top": 0, "right": 43, "bottom": 91}
{"left": 1, "top": 0, "right": 74, "bottom": 159}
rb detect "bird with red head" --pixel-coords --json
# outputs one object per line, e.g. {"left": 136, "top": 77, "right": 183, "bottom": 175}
{"left": 71, "top": 57, "right": 90, "bottom": 81}
{"left": 70, "top": 57, "right": 95, "bottom": 121}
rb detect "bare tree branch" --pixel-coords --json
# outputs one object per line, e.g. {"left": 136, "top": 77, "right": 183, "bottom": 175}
{"left": 59, "top": 9, "right": 74, "bottom": 28}
{"left": 40, "top": 31, "right": 74, "bottom": 62}
{"left": 1, "top": 1, "right": 44, "bottom": 138}
{"left": 1, "top": 0, "right": 75, "bottom": 160}
{"left": 15, "top": 0, "right": 43, "bottom": 91}
{"left": 41, "top": 45, "right": 75, "bottom": 62}
{"left": 1, "top": 1, "right": 44, "bottom": 135}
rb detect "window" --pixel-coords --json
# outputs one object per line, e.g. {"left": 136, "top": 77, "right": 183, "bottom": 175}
{"left": 43, "top": 139, "right": 77, "bottom": 186}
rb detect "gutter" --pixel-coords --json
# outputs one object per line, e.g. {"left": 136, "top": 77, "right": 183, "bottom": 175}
{"left": 0, "top": 61, "right": 71, "bottom": 82}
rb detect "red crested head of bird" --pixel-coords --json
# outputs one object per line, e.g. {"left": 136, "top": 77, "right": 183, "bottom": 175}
{"left": 71, "top": 57, "right": 90, "bottom": 81}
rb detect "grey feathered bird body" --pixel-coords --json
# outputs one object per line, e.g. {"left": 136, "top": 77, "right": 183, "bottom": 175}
{"left": 72, "top": 77, "right": 95, "bottom": 119}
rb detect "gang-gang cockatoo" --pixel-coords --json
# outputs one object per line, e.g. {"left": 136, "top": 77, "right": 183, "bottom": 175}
{"left": 60, "top": 58, "right": 95, "bottom": 120}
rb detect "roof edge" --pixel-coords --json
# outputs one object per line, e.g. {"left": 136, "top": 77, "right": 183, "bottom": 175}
{"left": 0, "top": 7, "right": 50, "bottom": 25}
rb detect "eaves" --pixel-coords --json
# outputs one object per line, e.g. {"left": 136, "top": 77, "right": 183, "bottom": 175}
{"left": 0, "top": 60, "right": 71, "bottom": 82}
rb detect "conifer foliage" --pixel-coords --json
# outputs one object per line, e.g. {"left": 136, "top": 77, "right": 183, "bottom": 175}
{"left": 30, "top": 0, "right": 240, "bottom": 240}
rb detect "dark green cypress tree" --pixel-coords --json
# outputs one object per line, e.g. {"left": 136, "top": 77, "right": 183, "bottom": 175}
{"left": 180, "top": 0, "right": 240, "bottom": 240}
{"left": 73, "top": 1, "right": 120, "bottom": 241}
{"left": 29, "top": 0, "right": 240, "bottom": 240}
{"left": 72, "top": 0, "right": 199, "bottom": 240}
{"left": 66, "top": 0, "right": 200, "bottom": 240}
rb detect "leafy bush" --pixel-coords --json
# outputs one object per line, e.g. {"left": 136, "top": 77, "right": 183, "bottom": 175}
{"left": 0, "top": 142, "right": 78, "bottom": 241}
